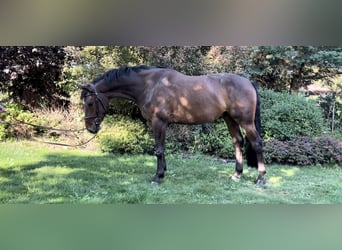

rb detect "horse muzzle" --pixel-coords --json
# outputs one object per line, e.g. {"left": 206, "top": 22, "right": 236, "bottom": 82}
{"left": 84, "top": 115, "right": 103, "bottom": 134}
{"left": 87, "top": 124, "right": 101, "bottom": 134}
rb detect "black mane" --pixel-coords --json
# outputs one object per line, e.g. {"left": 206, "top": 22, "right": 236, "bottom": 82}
{"left": 91, "top": 65, "right": 155, "bottom": 84}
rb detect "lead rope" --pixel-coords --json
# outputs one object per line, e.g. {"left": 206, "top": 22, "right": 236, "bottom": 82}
{"left": 0, "top": 117, "right": 97, "bottom": 148}
{"left": 30, "top": 133, "right": 97, "bottom": 147}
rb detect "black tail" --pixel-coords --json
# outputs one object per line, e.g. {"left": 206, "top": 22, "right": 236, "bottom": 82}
{"left": 246, "top": 81, "right": 262, "bottom": 168}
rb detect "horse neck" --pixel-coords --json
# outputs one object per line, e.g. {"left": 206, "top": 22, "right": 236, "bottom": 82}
{"left": 98, "top": 75, "right": 145, "bottom": 103}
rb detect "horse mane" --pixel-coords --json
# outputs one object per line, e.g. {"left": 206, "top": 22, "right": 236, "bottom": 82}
{"left": 91, "top": 65, "right": 155, "bottom": 84}
{"left": 81, "top": 65, "right": 168, "bottom": 98}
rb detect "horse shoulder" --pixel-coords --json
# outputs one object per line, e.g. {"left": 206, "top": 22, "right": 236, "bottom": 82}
{"left": 139, "top": 70, "right": 174, "bottom": 121}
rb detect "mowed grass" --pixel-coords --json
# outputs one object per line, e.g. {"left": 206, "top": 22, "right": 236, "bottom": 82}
{"left": 0, "top": 141, "right": 341, "bottom": 204}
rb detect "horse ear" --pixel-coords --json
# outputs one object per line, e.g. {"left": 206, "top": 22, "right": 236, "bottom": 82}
{"left": 78, "top": 84, "right": 89, "bottom": 99}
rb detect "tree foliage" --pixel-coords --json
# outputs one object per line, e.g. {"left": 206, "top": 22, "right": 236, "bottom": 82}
{"left": 247, "top": 46, "right": 342, "bottom": 92}
{"left": 203, "top": 46, "right": 250, "bottom": 75}
{"left": 63, "top": 46, "right": 144, "bottom": 88}
{"left": 137, "top": 46, "right": 209, "bottom": 75}
{"left": 1, "top": 46, "right": 341, "bottom": 109}
{"left": 0, "top": 46, "right": 67, "bottom": 109}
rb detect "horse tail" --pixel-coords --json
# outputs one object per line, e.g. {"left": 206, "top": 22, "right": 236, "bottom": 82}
{"left": 245, "top": 81, "right": 262, "bottom": 168}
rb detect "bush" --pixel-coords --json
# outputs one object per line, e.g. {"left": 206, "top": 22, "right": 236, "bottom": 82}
{"left": 166, "top": 121, "right": 235, "bottom": 159}
{"left": 260, "top": 88, "right": 326, "bottom": 140}
{"left": 165, "top": 124, "right": 200, "bottom": 153}
{"left": 314, "top": 136, "right": 342, "bottom": 165}
{"left": 0, "top": 103, "right": 38, "bottom": 140}
{"left": 192, "top": 122, "right": 235, "bottom": 159}
{"left": 98, "top": 115, "right": 154, "bottom": 154}
{"left": 264, "top": 136, "right": 342, "bottom": 166}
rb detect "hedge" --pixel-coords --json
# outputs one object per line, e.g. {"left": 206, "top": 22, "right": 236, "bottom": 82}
{"left": 264, "top": 136, "right": 342, "bottom": 166}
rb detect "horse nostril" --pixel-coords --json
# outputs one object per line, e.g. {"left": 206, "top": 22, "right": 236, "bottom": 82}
{"left": 87, "top": 125, "right": 98, "bottom": 134}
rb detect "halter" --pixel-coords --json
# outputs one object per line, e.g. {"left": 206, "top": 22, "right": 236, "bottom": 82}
{"left": 83, "top": 84, "right": 107, "bottom": 126}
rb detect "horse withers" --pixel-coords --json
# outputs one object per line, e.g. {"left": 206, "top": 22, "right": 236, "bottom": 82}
{"left": 80, "top": 66, "right": 266, "bottom": 185}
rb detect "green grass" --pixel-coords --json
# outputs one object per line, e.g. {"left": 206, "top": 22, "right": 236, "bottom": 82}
{"left": 0, "top": 141, "right": 341, "bottom": 204}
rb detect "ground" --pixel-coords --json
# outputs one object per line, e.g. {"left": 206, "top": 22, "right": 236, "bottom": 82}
{"left": 0, "top": 141, "right": 341, "bottom": 204}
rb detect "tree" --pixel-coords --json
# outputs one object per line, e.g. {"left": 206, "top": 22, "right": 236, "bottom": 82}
{"left": 317, "top": 77, "right": 342, "bottom": 132}
{"left": 246, "top": 46, "right": 342, "bottom": 92}
{"left": 203, "top": 46, "right": 250, "bottom": 75}
{"left": 0, "top": 46, "right": 68, "bottom": 109}
{"left": 63, "top": 46, "right": 144, "bottom": 87}
{"left": 137, "top": 46, "right": 207, "bottom": 75}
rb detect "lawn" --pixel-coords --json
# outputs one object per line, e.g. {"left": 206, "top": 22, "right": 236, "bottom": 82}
{"left": 0, "top": 141, "right": 341, "bottom": 204}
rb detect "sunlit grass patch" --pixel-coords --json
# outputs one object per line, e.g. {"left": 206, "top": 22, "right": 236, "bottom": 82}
{"left": 32, "top": 166, "right": 79, "bottom": 177}
{"left": 280, "top": 168, "right": 299, "bottom": 177}
{"left": 268, "top": 176, "right": 282, "bottom": 187}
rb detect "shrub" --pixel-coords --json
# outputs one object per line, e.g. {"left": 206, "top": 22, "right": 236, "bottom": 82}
{"left": 165, "top": 124, "right": 200, "bottom": 153}
{"left": 264, "top": 136, "right": 342, "bottom": 166}
{"left": 313, "top": 136, "right": 342, "bottom": 165}
{"left": 260, "top": 88, "right": 326, "bottom": 140}
{"left": 192, "top": 122, "right": 235, "bottom": 159}
{"left": 98, "top": 115, "right": 154, "bottom": 154}
{"left": 166, "top": 121, "right": 235, "bottom": 159}
{"left": 0, "top": 103, "right": 38, "bottom": 140}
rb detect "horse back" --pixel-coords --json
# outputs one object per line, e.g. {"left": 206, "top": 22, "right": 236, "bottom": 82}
{"left": 140, "top": 70, "right": 256, "bottom": 124}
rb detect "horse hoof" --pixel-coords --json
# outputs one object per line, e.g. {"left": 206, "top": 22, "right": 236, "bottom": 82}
{"left": 256, "top": 178, "right": 266, "bottom": 186}
{"left": 151, "top": 181, "right": 159, "bottom": 185}
{"left": 151, "top": 176, "right": 160, "bottom": 185}
{"left": 231, "top": 173, "right": 241, "bottom": 182}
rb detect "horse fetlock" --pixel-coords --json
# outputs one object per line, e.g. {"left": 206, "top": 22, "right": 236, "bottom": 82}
{"left": 157, "top": 172, "right": 165, "bottom": 179}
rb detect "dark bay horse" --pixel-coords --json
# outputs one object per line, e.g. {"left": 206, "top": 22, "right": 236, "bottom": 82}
{"left": 80, "top": 65, "right": 266, "bottom": 185}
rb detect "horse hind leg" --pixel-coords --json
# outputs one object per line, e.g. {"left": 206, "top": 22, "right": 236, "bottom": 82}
{"left": 223, "top": 114, "right": 244, "bottom": 180}
{"left": 243, "top": 124, "right": 266, "bottom": 185}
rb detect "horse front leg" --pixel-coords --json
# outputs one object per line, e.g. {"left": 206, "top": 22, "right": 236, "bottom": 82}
{"left": 151, "top": 118, "right": 168, "bottom": 184}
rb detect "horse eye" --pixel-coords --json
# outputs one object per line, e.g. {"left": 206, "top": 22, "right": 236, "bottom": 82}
{"left": 87, "top": 103, "right": 94, "bottom": 107}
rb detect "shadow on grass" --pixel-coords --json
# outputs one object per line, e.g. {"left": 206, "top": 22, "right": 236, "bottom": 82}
{"left": 3, "top": 148, "right": 331, "bottom": 204}
{"left": 0, "top": 152, "right": 156, "bottom": 204}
